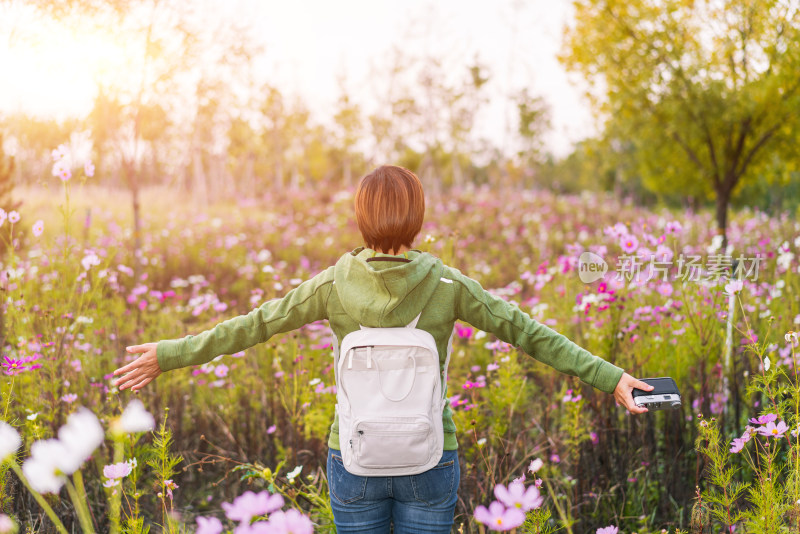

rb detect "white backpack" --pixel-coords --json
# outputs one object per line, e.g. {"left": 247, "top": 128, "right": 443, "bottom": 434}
{"left": 332, "top": 312, "right": 453, "bottom": 476}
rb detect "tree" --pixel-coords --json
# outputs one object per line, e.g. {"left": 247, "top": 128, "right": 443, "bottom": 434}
{"left": 561, "top": 0, "right": 800, "bottom": 244}
{"left": 515, "top": 88, "right": 551, "bottom": 187}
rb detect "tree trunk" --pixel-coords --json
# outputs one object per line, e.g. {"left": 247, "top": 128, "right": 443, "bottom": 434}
{"left": 715, "top": 185, "right": 731, "bottom": 249}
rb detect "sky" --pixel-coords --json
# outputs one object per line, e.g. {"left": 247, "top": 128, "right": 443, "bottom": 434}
{"left": 0, "top": 0, "right": 596, "bottom": 158}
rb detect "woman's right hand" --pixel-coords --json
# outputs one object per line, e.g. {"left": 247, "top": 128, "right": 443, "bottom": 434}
{"left": 613, "top": 372, "right": 654, "bottom": 414}
{"left": 112, "top": 343, "right": 162, "bottom": 392}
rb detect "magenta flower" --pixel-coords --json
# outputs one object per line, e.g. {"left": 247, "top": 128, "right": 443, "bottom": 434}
{"left": 620, "top": 235, "right": 639, "bottom": 254}
{"left": 195, "top": 516, "right": 223, "bottom": 534}
{"left": 456, "top": 324, "right": 473, "bottom": 339}
{"left": 222, "top": 490, "right": 284, "bottom": 523}
{"left": 597, "top": 527, "right": 619, "bottom": 534}
{"left": 749, "top": 413, "right": 778, "bottom": 425}
{"left": 2, "top": 357, "right": 23, "bottom": 375}
{"left": 493, "top": 480, "right": 544, "bottom": 511}
{"left": 263, "top": 509, "right": 314, "bottom": 534}
{"left": 474, "top": 501, "right": 526, "bottom": 531}
{"left": 757, "top": 420, "right": 789, "bottom": 438}
{"left": 550, "top": 453, "right": 560, "bottom": 463}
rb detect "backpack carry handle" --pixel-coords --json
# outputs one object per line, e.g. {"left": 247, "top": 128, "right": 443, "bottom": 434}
{"left": 372, "top": 347, "right": 418, "bottom": 402}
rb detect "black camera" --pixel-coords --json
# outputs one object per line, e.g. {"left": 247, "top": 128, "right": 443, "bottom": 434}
{"left": 632, "top": 377, "right": 682, "bottom": 411}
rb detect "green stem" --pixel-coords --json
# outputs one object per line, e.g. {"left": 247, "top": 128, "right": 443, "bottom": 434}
{"left": 109, "top": 440, "right": 124, "bottom": 534}
{"left": 6, "top": 459, "right": 69, "bottom": 534}
{"left": 542, "top": 477, "right": 573, "bottom": 534}
{"left": 66, "top": 475, "right": 95, "bottom": 533}
{"left": 3, "top": 376, "right": 14, "bottom": 420}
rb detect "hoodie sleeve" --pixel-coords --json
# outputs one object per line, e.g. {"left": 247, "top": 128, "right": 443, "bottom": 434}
{"left": 448, "top": 268, "right": 624, "bottom": 394}
{"left": 156, "top": 267, "right": 335, "bottom": 371}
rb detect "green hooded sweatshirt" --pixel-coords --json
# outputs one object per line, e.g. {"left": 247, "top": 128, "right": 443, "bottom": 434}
{"left": 156, "top": 247, "right": 625, "bottom": 451}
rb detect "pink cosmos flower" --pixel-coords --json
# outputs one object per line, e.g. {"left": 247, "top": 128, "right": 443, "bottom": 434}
{"left": 84, "top": 161, "right": 95, "bottom": 177}
{"left": 757, "top": 420, "right": 789, "bottom": 438}
{"left": 8, "top": 211, "right": 19, "bottom": 224}
{"left": 656, "top": 283, "right": 673, "bottom": 297}
{"left": 52, "top": 159, "right": 72, "bottom": 181}
{"left": 104, "top": 460, "right": 134, "bottom": 481}
{"left": 214, "top": 364, "right": 229, "bottom": 378}
{"left": 749, "top": 413, "right": 778, "bottom": 425}
{"left": 61, "top": 394, "right": 78, "bottom": 404}
{"left": 222, "top": 490, "right": 284, "bottom": 523}
{"left": 597, "top": 527, "right": 619, "bottom": 534}
{"left": 550, "top": 453, "right": 560, "bottom": 463}
{"left": 51, "top": 144, "right": 69, "bottom": 161}
{"left": 493, "top": 480, "right": 544, "bottom": 511}
{"left": 724, "top": 279, "right": 743, "bottom": 296}
{"left": 263, "top": 509, "right": 314, "bottom": 534}
{"left": 729, "top": 437, "right": 746, "bottom": 453}
{"left": 163, "top": 479, "right": 178, "bottom": 499}
{"left": 665, "top": 221, "right": 683, "bottom": 234}
{"left": 474, "top": 501, "right": 526, "bottom": 531}
{"left": 195, "top": 516, "right": 223, "bottom": 534}
{"left": 33, "top": 220, "right": 44, "bottom": 237}
{"left": 620, "top": 235, "right": 639, "bottom": 254}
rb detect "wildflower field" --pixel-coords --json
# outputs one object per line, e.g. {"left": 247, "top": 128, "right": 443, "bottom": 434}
{"left": 1, "top": 178, "right": 800, "bottom": 534}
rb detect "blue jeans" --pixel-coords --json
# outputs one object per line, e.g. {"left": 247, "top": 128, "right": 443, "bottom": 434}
{"left": 326, "top": 448, "right": 460, "bottom": 533}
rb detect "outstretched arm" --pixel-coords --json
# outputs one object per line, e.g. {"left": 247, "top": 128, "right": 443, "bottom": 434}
{"left": 112, "top": 267, "right": 335, "bottom": 391}
{"left": 448, "top": 267, "right": 653, "bottom": 413}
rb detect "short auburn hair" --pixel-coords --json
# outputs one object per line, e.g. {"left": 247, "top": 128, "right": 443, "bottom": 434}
{"left": 354, "top": 165, "right": 425, "bottom": 254}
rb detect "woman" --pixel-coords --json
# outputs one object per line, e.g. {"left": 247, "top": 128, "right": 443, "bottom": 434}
{"left": 112, "top": 165, "right": 653, "bottom": 533}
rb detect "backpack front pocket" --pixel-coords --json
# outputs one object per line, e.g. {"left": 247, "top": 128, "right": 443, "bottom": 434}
{"left": 351, "top": 416, "right": 433, "bottom": 468}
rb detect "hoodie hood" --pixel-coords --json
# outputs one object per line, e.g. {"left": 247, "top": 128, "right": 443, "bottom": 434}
{"left": 333, "top": 246, "right": 444, "bottom": 327}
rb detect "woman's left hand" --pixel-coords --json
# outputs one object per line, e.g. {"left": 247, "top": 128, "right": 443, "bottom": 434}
{"left": 112, "top": 343, "right": 162, "bottom": 392}
{"left": 613, "top": 372, "right": 654, "bottom": 414}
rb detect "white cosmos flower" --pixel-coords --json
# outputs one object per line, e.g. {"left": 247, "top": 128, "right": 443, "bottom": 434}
{"left": 23, "top": 440, "right": 70, "bottom": 493}
{"left": 58, "top": 408, "right": 104, "bottom": 470}
{"left": 0, "top": 513, "right": 16, "bottom": 533}
{"left": 119, "top": 399, "right": 155, "bottom": 433}
{"left": 0, "top": 422, "right": 21, "bottom": 460}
